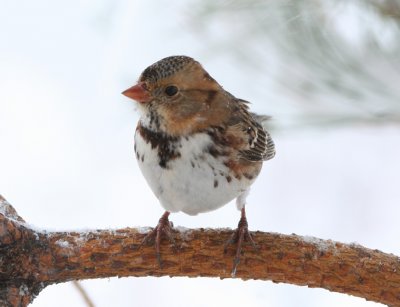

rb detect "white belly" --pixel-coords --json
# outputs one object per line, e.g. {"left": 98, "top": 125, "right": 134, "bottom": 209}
{"left": 134, "top": 131, "right": 252, "bottom": 215}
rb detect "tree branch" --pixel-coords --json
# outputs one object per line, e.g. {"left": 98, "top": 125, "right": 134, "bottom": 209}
{"left": 1, "top": 195, "right": 399, "bottom": 306}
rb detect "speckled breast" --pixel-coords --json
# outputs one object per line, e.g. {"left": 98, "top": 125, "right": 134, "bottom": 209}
{"left": 134, "top": 126, "right": 257, "bottom": 215}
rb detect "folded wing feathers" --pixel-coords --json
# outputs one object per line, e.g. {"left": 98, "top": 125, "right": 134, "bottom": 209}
{"left": 236, "top": 104, "right": 276, "bottom": 162}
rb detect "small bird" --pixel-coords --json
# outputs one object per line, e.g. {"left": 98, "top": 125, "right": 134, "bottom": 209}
{"left": 122, "top": 56, "right": 275, "bottom": 274}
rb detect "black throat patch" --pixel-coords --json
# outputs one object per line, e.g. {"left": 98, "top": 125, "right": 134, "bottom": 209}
{"left": 137, "top": 124, "right": 181, "bottom": 169}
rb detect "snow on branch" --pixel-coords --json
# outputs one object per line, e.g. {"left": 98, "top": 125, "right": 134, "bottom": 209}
{"left": 1, "top": 195, "right": 399, "bottom": 306}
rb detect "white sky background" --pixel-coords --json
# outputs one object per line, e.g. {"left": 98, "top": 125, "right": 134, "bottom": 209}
{"left": 1, "top": 1, "right": 399, "bottom": 306}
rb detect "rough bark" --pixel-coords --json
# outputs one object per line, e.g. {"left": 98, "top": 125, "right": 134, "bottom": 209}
{"left": 1, "top": 195, "right": 399, "bottom": 307}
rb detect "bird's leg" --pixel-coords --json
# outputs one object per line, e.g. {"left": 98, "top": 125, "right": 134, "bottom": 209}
{"left": 224, "top": 207, "right": 258, "bottom": 276}
{"left": 140, "top": 211, "right": 175, "bottom": 268}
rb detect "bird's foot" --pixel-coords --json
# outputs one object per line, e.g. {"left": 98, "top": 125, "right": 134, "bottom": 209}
{"left": 140, "top": 211, "right": 175, "bottom": 268}
{"left": 224, "top": 208, "right": 258, "bottom": 277}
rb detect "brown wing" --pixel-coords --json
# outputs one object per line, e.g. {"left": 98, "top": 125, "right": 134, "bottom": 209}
{"left": 229, "top": 99, "right": 275, "bottom": 162}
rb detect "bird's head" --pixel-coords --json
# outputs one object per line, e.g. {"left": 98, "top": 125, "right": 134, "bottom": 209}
{"left": 122, "top": 56, "right": 230, "bottom": 136}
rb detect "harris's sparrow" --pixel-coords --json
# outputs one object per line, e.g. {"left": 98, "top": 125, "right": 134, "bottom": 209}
{"left": 122, "top": 56, "right": 275, "bottom": 274}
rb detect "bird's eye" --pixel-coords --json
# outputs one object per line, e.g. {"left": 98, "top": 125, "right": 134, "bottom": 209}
{"left": 164, "top": 85, "right": 178, "bottom": 96}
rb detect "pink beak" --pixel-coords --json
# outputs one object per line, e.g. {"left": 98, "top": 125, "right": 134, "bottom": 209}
{"left": 122, "top": 82, "right": 150, "bottom": 103}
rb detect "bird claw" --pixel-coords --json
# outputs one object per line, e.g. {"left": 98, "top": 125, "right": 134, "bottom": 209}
{"left": 225, "top": 209, "right": 258, "bottom": 277}
{"left": 139, "top": 212, "right": 175, "bottom": 268}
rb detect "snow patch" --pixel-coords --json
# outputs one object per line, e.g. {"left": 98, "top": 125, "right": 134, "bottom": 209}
{"left": 174, "top": 226, "right": 190, "bottom": 232}
{"left": 302, "top": 235, "right": 336, "bottom": 253}
{"left": 175, "top": 226, "right": 194, "bottom": 240}
{"left": 55, "top": 239, "right": 70, "bottom": 248}
{"left": 0, "top": 200, "right": 8, "bottom": 215}
{"left": 349, "top": 242, "right": 362, "bottom": 248}
{"left": 136, "top": 227, "right": 152, "bottom": 234}
{"left": 19, "top": 284, "right": 29, "bottom": 296}
{"left": 0, "top": 198, "right": 22, "bottom": 222}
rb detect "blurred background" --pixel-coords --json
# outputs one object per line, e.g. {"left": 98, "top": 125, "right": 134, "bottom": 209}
{"left": 1, "top": 0, "right": 400, "bottom": 306}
